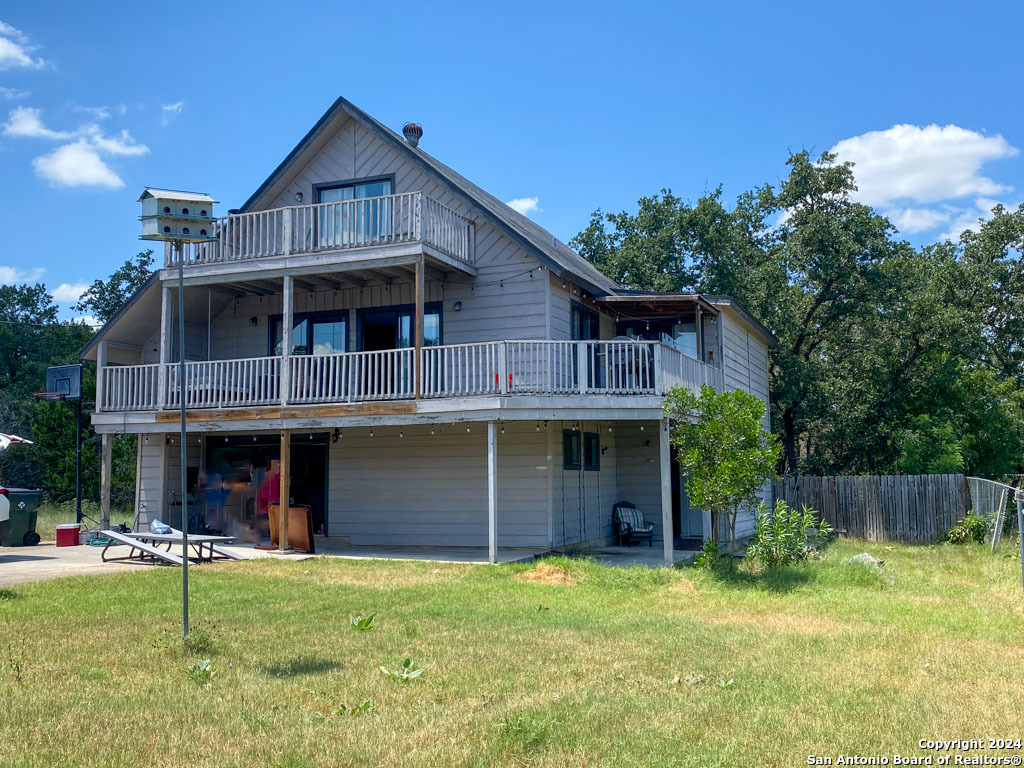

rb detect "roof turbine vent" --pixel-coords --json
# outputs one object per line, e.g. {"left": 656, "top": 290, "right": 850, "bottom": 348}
{"left": 402, "top": 122, "right": 423, "bottom": 148}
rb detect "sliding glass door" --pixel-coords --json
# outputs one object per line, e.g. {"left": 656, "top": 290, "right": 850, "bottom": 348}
{"left": 317, "top": 178, "right": 393, "bottom": 248}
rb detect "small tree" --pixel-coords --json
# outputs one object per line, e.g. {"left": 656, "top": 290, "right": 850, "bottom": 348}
{"left": 664, "top": 385, "right": 779, "bottom": 554}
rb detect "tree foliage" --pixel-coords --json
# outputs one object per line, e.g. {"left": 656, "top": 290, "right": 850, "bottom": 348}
{"left": 574, "top": 151, "right": 1024, "bottom": 479}
{"left": 664, "top": 385, "right": 779, "bottom": 552}
{"left": 75, "top": 249, "right": 154, "bottom": 324}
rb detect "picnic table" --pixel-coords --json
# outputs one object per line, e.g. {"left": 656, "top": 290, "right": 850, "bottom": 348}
{"left": 100, "top": 530, "right": 239, "bottom": 565}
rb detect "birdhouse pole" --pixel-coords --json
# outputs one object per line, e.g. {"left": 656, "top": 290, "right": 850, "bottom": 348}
{"left": 138, "top": 188, "right": 218, "bottom": 640}
{"left": 176, "top": 239, "right": 189, "bottom": 636}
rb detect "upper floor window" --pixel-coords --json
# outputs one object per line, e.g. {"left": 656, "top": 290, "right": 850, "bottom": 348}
{"left": 315, "top": 177, "right": 394, "bottom": 248}
{"left": 271, "top": 311, "right": 348, "bottom": 356}
{"left": 571, "top": 302, "right": 600, "bottom": 340}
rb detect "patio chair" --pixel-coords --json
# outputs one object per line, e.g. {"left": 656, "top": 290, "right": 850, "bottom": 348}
{"left": 613, "top": 502, "right": 654, "bottom": 547}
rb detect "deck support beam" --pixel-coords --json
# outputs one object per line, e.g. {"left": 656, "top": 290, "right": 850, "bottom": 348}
{"left": 487, "top": 420, "right": 498, "bottom": 564}
{"left": 660, "top": 418, "right": 673, "bottom": 566}
{"left": 158, "top": 284, "right": 171, "bottom": 408}
{"left": 281, "top": 275, "right": 293, "bottom": 406}
{"left": 100, "top": 433, "right": 111, "bottom": 530}
{"left": 414, "top": 256, "right": 424, "bottom": 399}
{"left": 278, "top": 428, "right": 291, "bottom": 552}
{"left": 96, "top": 339, "right": 107, "bottom": 413}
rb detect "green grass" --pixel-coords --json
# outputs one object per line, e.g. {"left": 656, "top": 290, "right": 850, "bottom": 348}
{"left": 1, "top": 540, "right": 1023, "bottom": 767}
{"left": 32, "top": 501, "right": 133, "bottom": 542}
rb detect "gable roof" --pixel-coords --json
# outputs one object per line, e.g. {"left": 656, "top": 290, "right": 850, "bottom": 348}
{"left": 239, "top": 97, "right": 620, "bottom": 296}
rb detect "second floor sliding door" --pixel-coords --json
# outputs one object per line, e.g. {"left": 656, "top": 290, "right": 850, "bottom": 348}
{"left": 317, "top": 178, "right": 393, "bottom": 249}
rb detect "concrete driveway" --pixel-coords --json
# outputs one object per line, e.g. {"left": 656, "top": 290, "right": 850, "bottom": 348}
{"left": 0, "top": 543, "right": 150, "bottom": 586}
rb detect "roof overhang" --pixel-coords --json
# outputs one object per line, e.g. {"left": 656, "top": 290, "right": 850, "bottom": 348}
{"left": 594, "top": 292, "right": 720, "bottom": 318}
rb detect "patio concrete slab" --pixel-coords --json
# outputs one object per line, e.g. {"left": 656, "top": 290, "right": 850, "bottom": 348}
{"left": 220, "top": 538, "right": 545, "bottom": 565}
{"left": 584, "top": 545, "right": 698, "bottom": 568}
{"left": 0, "top": 542, "right": 148, "bottom": 586}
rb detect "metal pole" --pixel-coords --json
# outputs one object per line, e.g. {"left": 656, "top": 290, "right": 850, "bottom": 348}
{"left": 75, "top": 399, "right": 82, "bottom": 525}
{"left": 1016, "top": 490, "right": 1024, "bottom": 597}
{"left": 177, "top": 242, "right": 189, "bottom": 637}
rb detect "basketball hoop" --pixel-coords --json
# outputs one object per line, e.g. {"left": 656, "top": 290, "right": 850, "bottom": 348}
{"left": 33, "top": 392, "right": 67, "bottom": 402}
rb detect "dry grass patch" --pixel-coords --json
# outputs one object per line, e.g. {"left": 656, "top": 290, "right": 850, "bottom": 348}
{"left": 514, "top": 562, "right": 579, "bottom": 586}
{"left": 690, "top": 607, "right": 862, "bottom": 636}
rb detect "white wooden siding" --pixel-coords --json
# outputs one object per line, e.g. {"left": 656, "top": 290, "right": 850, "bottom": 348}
{"left": 253, "top": 114, "right": 548, "bottom": 342}
{"left": 613, "top": 423, "right": 667, "bottom": 542}
{"left": 328, "top": 422, "right": 548, "bottom": 547}
{"left": 135, "top": 436, "right": 166, "bottom": 530}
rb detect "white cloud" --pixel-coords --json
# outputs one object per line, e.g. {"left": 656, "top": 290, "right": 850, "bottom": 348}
{"left": 506, "top": 196, "right": 542, "bottom": 216}
{"left": 0, "top": 265, "right": 45, "bottom": 284}
{"left": 160, "top": 100, "right": 183, "bottom": 126}
{"left": 32, "top": 140, "right": 124, "bottom": 188}
{"left": 51, "top": 281, "right": 90, "bottom": 302}
{"left": 0, "top": 20, "right": 47, "bottom": 71}
{"left": 79, "top": 123, "right": 149, "bottom": 156}
{"left": 3, "top": 107, "right": 149, "bottom": 187}
{"left": 3, "top": 105, "right": 73, "bottom": 138}
{"left": 74, "top": 104, "right": 110, "bottom": 120}
{"left": 831, "top": 124, "right": 1018, "bottom": 207}
{"left": 0, "top": 86, "right": 28, "bottom": 100}
{"left": 885, "top": 207, "right": 952, "bottom": 235}
{"left": 939, "top": 198, "right": 1013, "bottom": 242}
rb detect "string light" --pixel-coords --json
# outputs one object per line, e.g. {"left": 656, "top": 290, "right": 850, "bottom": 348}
{"left": 399, "top": 428, "right": 404, "bottom": 438}
{"left": 369, "top": 427, "right": 374, "bottom": 438}
{"left": 500, "top": 423, "right": 505, "bottom": 435}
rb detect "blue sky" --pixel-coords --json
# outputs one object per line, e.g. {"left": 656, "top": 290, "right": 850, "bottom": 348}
{"left": 1, "top": 1, "right": 1022, "bottom": 321}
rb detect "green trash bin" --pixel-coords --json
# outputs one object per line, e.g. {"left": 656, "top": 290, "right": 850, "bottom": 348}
{"left": 2, "top": 489, "right": 44, "bottom": 546}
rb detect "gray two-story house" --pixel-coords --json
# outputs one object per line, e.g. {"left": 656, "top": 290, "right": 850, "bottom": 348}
{"left": 81, "top": 97, "right": 774, "bottom": 565}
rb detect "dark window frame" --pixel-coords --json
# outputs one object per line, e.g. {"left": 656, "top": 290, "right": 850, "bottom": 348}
{"left": 570, "top": 300, "right": 601, "bottom": 341}
{"left": 583, "top": 432, "right": 600, "bottom": 471}
{"left": 355, "top": 301, "right": 443, "bottom": 350}
{"left": 562, "top": 430, "right": 582, "bottom": 470}
{"left": 312, "top": 174, "right": 396, "bottom": 204}
{"left": 268, "top": 309, "right": 350, "bottom": 356}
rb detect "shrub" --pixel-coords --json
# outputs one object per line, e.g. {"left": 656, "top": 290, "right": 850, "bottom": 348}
{"left": 693, "top": 539, "right": 722, "bottom": 570}
{"left": 943, "top": 514, "right": 991, "bottom": 545}
{"left": 745, "top": 500, "right": 832, "bottom": 568}
{"left": 187, "top": 659, "right": 215, "bottom": 686}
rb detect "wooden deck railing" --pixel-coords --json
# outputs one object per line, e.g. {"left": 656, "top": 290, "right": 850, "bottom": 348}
{"left": 164, "top": 191, "right": 474, "bottom": 270}
{"left": 98, "top": 341, "right": 720, "bottom": 412}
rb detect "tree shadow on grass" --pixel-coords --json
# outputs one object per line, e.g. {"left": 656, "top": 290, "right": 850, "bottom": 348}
{"left": 260, "top": 655, "right": 343, "bottom": 678}
{"left": 701, "top": 563, "right": 815, "bottom": 593}
{"left": 0, "top": 588, "right": 19, "bottom": 600}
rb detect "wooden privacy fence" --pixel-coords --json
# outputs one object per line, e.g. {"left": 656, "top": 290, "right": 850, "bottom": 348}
{"left": 772, "top": 474, "right": 969, "bottom": 542}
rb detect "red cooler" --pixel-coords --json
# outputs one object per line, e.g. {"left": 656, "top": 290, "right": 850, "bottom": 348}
{"left": 56, "top": 523, "right": 80, "bottom": 547}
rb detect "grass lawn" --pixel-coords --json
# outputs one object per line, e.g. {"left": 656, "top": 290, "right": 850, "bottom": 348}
{"left": 1, "top": 539, "right": 1022, "bottom": 767}
{"left": 31, "top": 502, "right": 133, "bottom": 543}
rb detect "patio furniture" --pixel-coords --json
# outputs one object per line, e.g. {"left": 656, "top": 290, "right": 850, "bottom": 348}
{"left": 613, "top": 502, "right": 654, "bottom": 547}
{"left": 99, "top": 529, "right": 240, "bottom": 564}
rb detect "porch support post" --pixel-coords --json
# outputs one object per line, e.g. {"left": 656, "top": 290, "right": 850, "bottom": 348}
{"left": 414, "top": 255, "right": 424, "bottom": 398}
{"left": 660, "top": 418, "right": 673, "bottom": 566}
{"left": 545, "top": 423, "right": 554, "bottom": 548}
{"left": 281, "top": 275, "right": 293, "bottom": 406}
{"left": 159, "top": 283, "right": 171, "bottom": 408}
{"left": 100, "top": 433, "right": 111, "bottom": 531}
{"left": 96, "top": 339, "right": 108, "bottom": 412}
{"left": 695, "top": 305, "right": 703, "bottom": 363}
{"left": 487, "top": 420, "right": 498, "bottom": 564}
{"left": 278, "top": 428, "right": 291, "bottom": 552}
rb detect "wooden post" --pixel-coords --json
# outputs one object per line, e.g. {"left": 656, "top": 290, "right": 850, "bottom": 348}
{"left": 694, "top": 305, "right": 703, "bottom": 362}
{"left": 96, "top": 339, "right": 108, "bottom": 412}
{"left": 278, "top": 429, "right": 290, "bottom": 552}
{"left": 653, "top": 343, "right": 663, "bottom": 395}
{"left": 281, "top": 275, "right": 293, "bottom": 406}
{"left": 660, "top": 418, "right": 673, "bottom": 566}
{"left": 158, "top": 283, "right": 171, "bottom": 408}
{"left": 545, "top": 423, "right": 554, "bottom": 548}
{"left": 100, "top": 433, "right": 111, "bottom": 531}
{"left": 414, "top": 256, "right": 424, "bottom": 398}
{"left": 487, "top": 421, "right": 498, "bottom": 564}
{"left": 282, "top": 207, "right": 292, "bottom": 256}
{"left": 577, "top": 343, "right": 588, "bottom": 394}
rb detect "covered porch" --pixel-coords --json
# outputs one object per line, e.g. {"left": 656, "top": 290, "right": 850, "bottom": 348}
{"left": 116, "top": 417, "right": 700, "bottom": 567}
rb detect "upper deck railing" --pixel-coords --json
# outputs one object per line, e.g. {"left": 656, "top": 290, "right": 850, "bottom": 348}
{"left": 163, "top": 191, "right": 474, "bottom": 270}
{"left": 98, "top": 340, "right": 722, "bottom": 412}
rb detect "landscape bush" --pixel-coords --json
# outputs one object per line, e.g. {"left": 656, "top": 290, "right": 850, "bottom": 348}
{"left": 943, "top": 514, "right": 991, "bottom": 545}
{"left": 745, "top": 500, "right": 832, "bottom": 568}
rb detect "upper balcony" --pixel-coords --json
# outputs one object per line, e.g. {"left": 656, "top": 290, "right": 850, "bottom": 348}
{"left": 162, "top": 191, "right": 475, "bottom": 276}
{"left": 96, "top": 340, "right": 722, "bottom": 414}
